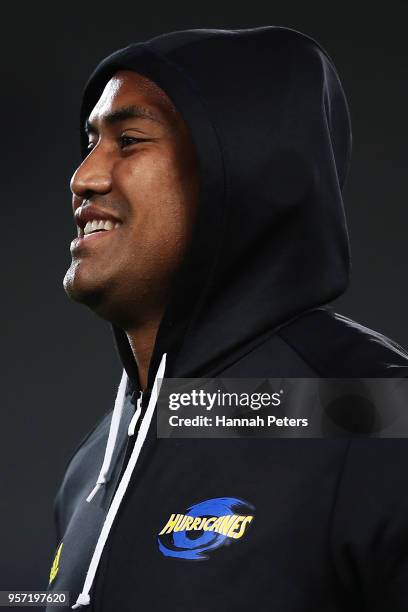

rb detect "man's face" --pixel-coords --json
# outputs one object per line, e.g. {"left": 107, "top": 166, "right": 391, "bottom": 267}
{"left": 63, "top": 70, "right": 199, "bottom": 328}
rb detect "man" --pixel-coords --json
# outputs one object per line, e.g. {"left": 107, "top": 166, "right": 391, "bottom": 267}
{"left": 64, "top": 67, "right": 199, "bottom": 391}
{"left": 47, "top": 26, "right": 408, "bottom": 611}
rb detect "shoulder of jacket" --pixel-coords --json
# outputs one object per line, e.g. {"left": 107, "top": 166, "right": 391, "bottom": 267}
{"left": 277, "top": 307, "right": 408, "bottom": 376}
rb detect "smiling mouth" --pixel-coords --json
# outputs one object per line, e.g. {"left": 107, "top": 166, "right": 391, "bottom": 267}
{"left": 70, "top": 219, "right": 122, "bottom": 253}
{"left": 80, "top": 219, "right": 121, "bottom": 237}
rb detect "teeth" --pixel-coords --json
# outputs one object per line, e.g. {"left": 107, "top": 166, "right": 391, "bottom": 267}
{"left": 83, "top": 219, "right": 117, "bottom": 235}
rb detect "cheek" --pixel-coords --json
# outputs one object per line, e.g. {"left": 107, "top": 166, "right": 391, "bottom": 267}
{"left": 119, "top": 152, "right": 196, "bottom": 234}
{"left": 116, "top": 153, "right": 196, "bottom": 265}
{"left": 124, "top": 150, "right": 189, "bottom": 195}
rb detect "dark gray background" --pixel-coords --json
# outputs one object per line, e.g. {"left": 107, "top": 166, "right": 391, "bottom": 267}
{"left": 1, "top": 0, "right": 407, "bottom": 594}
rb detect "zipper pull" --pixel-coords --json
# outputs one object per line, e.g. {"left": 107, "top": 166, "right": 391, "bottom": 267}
{"left": 128, "top": 390, "right": 143, "bottom": 437}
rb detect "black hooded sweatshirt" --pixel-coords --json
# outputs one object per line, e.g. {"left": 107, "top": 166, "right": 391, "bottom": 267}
{"left": 46, "top": 26, "right": 408, "bottom": 612}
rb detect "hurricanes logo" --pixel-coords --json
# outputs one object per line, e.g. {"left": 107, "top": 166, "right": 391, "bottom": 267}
{"left": 48, "top": 541, "right": 63, "bottom": 584}
{"left": 158, "top": 497, "right": 254, "bottom": 560}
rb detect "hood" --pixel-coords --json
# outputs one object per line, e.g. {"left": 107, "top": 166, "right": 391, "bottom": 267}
{"left": 78, "top": 26, "right": 352, "bottom": 391}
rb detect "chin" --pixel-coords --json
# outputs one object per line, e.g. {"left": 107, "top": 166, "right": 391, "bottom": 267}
{"left": 63, "top": 261, "right": 110, "bottom": 312}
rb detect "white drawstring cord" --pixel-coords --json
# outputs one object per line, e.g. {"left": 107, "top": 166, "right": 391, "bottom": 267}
{"left": 72, "top": 353, "right": 167, "bottom": 609}
{"left": 86, "top": 369, "right": 128, "bottom": 503}
{"left": 127, "top": 392, "right": 143, "bottom": 436}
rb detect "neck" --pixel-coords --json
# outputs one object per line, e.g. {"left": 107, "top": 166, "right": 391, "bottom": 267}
{"left": 125, "top": 318, "right": 161, "bottom": 391}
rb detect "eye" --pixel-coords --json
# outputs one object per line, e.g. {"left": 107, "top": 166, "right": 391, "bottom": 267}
{"left": 85, "top": 135, "right": 147, "bottom": 152}
{"left": 119, "top": 135, "right": 146, "bottom": 149}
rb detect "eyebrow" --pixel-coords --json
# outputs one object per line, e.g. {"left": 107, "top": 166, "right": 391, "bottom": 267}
{"left": 84, "top": 104, "right": 163, "bottom": 134}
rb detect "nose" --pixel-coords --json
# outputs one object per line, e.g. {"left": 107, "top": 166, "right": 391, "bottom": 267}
{"left": 70, "top": 146, "right": 112, "bottom": 203}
